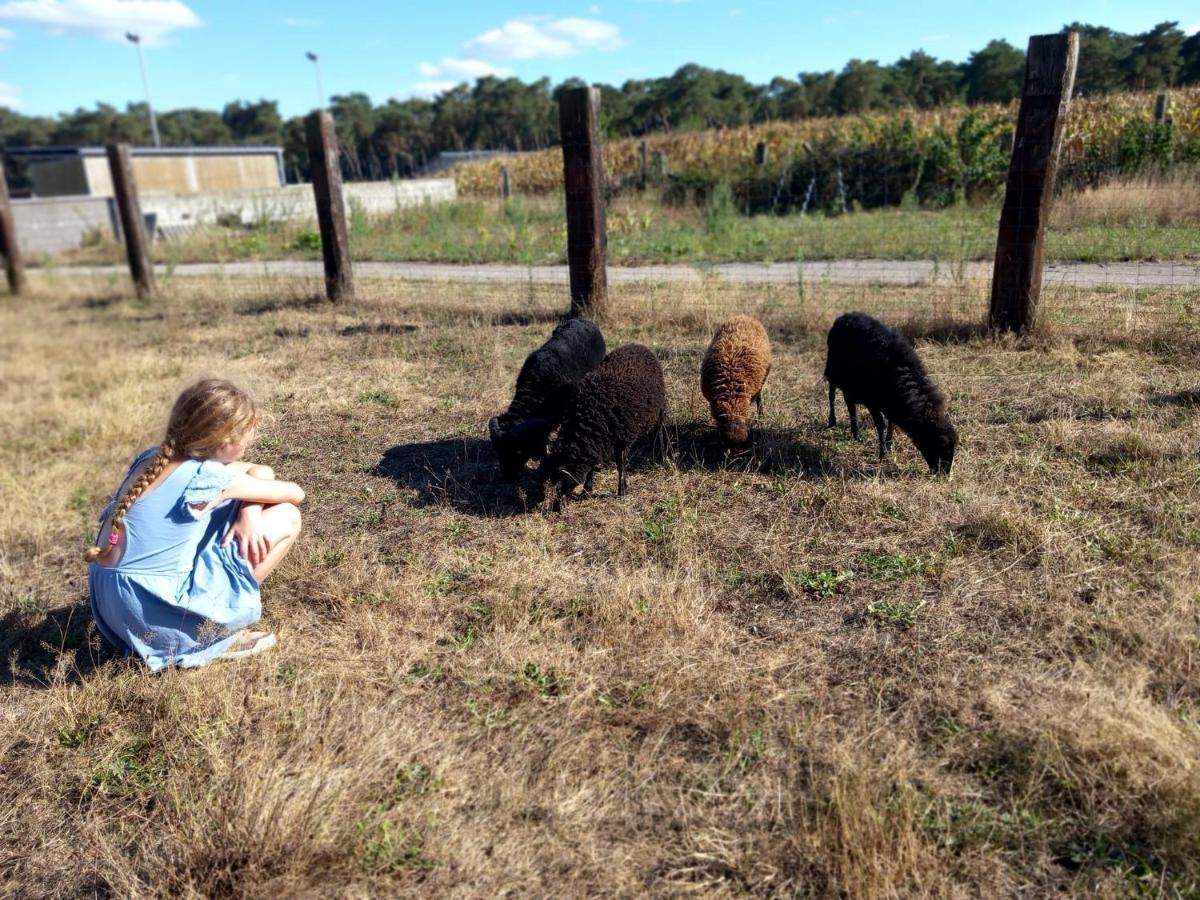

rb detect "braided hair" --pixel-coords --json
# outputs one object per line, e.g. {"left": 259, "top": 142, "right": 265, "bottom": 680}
{"left": 84, "top": 379, "right": 258, "bottom": 563}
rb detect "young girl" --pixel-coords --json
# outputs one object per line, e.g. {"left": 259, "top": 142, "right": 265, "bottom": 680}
{"left": 85, "top": 379, "right": 305, "bottom": 671}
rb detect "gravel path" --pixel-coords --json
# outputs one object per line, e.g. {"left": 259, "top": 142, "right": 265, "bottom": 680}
{"left": 59, "top": 258, "right": 1200, "bottom": 288}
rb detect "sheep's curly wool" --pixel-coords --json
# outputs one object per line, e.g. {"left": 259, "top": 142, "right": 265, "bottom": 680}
{"left": 825, "top": 311, "right": 957, "bottom": 473}
{"left": 541, "top": 343, "right": 665, "bottom": 504}
{"left": 489, "top": 317, "right": 606, "bottom": 480}
{"left": 701, "top": 315, "right": 772, "bottom": 446}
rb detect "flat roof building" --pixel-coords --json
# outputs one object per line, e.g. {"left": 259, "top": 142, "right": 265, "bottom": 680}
{"left": 6, "top": 146, "right": 286, "bottom": 197}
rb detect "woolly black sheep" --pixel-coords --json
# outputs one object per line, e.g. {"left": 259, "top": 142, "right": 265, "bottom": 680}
{"left": 489, "top": 318, "right": 606, "bottom": 481}
{"left": 540, "top": 343, "right": 666, "bottom": 509}
{"left": 825, "top": 311, "right": 957, "bottom": 474}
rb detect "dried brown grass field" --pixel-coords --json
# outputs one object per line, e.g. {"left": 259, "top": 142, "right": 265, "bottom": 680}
{"left": 1052, "top": 168, "right": 1200, "bottom": 229}
{"left": 2, "top": 273, "right": 1199, "bottom": 897}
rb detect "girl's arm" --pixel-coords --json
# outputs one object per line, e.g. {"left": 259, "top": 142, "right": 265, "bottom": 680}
{"left": 220, "top": 473, "right": 305, "bottom": 505}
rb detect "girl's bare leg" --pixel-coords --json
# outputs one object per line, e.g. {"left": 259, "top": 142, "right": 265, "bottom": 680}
{"left": 252, "top": 502, "right": 302, "bottom": 583}
{"left": 227, "top": 462, "right": 275, "bottom": 479}
{"left": 224, "top": 464, "right": 300, "bottom": 581}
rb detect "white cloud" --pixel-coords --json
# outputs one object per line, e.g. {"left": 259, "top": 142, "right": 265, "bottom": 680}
{"left": 282, "top": 16, "right": 319, "bottom": 28}
{"left": 466, "top": 16, "right": 623, "bottom": 61}
{"left": 729, "top": 7, "right": 742, "bottom": 16}
{"left": 411, "top": 80, "right": 458, "bottom": 98}
{"left": 589, "top": 3, "right": 600, "bottom": 12}
{"left": 1186, "top": 22, "right": 1199, "bottom": 35}
{"left": 0, "top": 24, "right": 12, "bottom": 44}
{"left": 417, "top": 56, "right": 513, "bottom": 79}
{"left": 0, "top": 79, "right": 20, "bottom": 106}
{"left": 0, "top": 0, "right": 201, "bottom": 45}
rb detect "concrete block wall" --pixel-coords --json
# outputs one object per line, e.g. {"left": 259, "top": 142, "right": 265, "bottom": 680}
{"left": 11, "top": 178, "right": 457, "bottom": 255}
{"left": 11, "top": 196, "right": 120, "bottom": 256}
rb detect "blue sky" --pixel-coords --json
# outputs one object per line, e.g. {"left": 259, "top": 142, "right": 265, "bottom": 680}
{"left": 1, "top": 1, "right": 1197, "bottom": 116}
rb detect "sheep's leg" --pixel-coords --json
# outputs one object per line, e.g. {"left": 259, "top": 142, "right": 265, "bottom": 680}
{"left": 582, "top": 468, "right": 596, "bottom": 497}
{"left": 884, "top": 418, "right": 894, "bottom": 456}
{"left": 617, "top": 448, "right": 629, "bottom": 497}
{"left": 827, "top": 383, "right": 837, "bottom": 428}
{"left": 847, "top": 401, "right": 861, "bottom": 440}
{"left": 868, "top": 408, "right": 887, "bottom": 460}
{"left": 754, "top": 391, "right": 764, "bottom": 417}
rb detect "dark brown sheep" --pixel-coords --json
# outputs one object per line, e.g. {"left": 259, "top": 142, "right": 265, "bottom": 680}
{"left": 540, "top": 344, "right": 666, "bottom": 509}
{"left": 701, "top": 315, "right": 772, "bottom": 447}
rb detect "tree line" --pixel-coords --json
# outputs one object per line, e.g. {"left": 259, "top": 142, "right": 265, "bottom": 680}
{"left": 1, "top": 21, "right": 1197, "bottom": 184}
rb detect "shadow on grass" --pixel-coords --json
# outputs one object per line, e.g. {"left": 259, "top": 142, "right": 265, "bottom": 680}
{"left": 82, "top": 295, "right": 121, "bottom": 310}
{"left": 0, "top": 602, "right": 126, "bottom": 689}
{"left": 490, "top": 310, "right": 566, "bottom": 327}
{"left": 400, "top": 303, "right": 566, "bottom": 328}
{"left": 653, "top": 422, "right": 835, "bottom": 477}
{"left": 372, "top": 436, "right": 532, "bottom": 518}
{"left": 898, "top": 319, "right": 989, "bottom": 344}
{"left": 1149, "top": 389, "right": 1200, "bottom": 408}
{"left": 237, "top": 294, "right": 326, "bottom": 316}
{"left": 337, "top": 321, "right": 419, "bottom": 337}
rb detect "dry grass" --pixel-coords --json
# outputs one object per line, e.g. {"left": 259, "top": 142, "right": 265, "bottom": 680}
{"left": 1053, "top": 169, "right": 1200, "bottom": 228}
{"left": 2, "top": 273, "right": 1200, "bottom": 897}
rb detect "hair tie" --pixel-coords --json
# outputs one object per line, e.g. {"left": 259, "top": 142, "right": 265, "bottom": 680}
{"left": 108, "top": 530, "right": 121, "bottom": 546}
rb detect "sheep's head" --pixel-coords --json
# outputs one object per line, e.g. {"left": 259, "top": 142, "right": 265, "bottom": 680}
{"left": 916, "top": 415, "right": 958, "bottom": 475}
{"left": 537, "top": 448, "right": 596, "bottom": 512}
{"left": 711, "top": 398, "right": 752, "bottom": 448}
{"left": 488, "top": 414, "right": 551, "bottom": 481}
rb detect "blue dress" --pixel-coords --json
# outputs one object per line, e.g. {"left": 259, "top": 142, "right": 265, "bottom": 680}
{"left": 88, "top": 448, "right": 262, "bottom": 671}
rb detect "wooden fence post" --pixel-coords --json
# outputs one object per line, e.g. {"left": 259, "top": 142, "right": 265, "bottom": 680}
{"left": 500, "top": 164, "right": 511, "bottom": 201}
{"left": 639, "top": 140, "right": 648, "bottom": 189}
{"left": 1154, "top": 92, "right": 1170, "bottom": 125}
{"left": 105, "top": 144, "right": 155, "bottom": 300}
{"left": 0, "top": 162, "right": 26, "bottom": 295}
{"left": 989, "top": 32, "right": 1078, "bottom": 334}
{"left": 654, "top": 151, "right": 668, "bottom": 180}
{"left": 755, "top": 141, "right": 768, "bottom": 166}
{"left": 558, "top": 86, "right": 608, "bottom": 320}
{"left": 305, "top": 110, "right": 354, "bottom": 302}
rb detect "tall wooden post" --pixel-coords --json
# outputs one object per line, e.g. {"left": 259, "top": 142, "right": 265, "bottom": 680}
{"left": 1154, "top": 93, "right": 1169, "bottom": 125}
{"left": 558, "top": 86, "right": 608, "bottom": 320}
{"left": 755, "top": 141, "right": 768, "bottom": 166}
{"left": 639, "top": 139, "right": 648, "bottom": 190}
{"left": 654, "top": 151, "right": 668, "bottom": 180}
{"left": 305, "top": 110, "right": 354, "bottom": 303}
{"left": 0, "top": 163, "right": 26, "bottom": 296}
{"left": 500, "top": 164, "right": 511, "bottom": 201}
{"left": 105, "top": 144, "right": 156, "bottom": 300}
{"left": 989, "top": 32, "right": 1078, "bottom": 334}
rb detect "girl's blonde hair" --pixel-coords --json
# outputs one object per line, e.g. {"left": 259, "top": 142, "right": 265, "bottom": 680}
{"left": 84, "top": 379, "right": 258, "bottom": 563}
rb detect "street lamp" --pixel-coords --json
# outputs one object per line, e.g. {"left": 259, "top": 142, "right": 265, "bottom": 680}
{"left": 125, "top": 32, "right": 161, "bottom": 147}
{"left": 306, "top": 51, "right": 325, "bottom": 110}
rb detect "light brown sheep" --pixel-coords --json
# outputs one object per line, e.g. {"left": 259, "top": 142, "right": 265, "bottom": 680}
{"left": 700, "top": 315, "right": 772, "bottom": 447}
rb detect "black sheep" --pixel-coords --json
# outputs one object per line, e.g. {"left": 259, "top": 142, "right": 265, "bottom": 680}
{"left": 489, "top": 318, "right": 606, "bottom": 481}
{"left": 540, "top": 344, "right": 666, "bottom": 509}
{"left": 825, "top": 311, "right": 957, "bottom": 474}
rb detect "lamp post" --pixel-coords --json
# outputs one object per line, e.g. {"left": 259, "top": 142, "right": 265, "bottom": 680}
{"left": 125, "top": 32, "right": 161, "bottom": 147}
{"left": 306, "top": 51, "right": 325, "bottom": 110}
